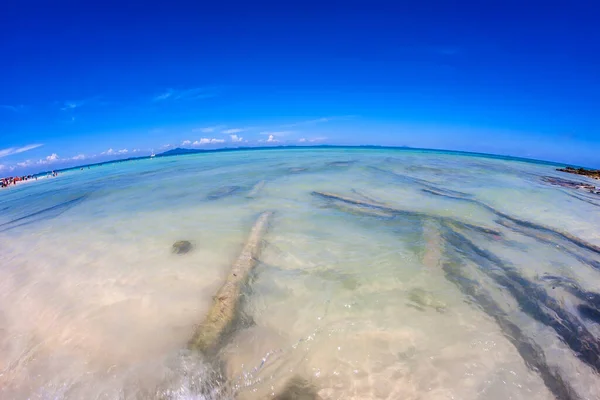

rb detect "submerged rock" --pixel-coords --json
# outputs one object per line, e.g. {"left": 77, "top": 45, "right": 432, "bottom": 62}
{"left": 172, "top": 240, "right": 193, "bottom": 254}
{"left": 557, "top": 166, "right": 600, "bottom": 181}
{"left": 407, "top": 287, "right": 447, "bottom": 313}
{"left": 542, "top": 176, "right": 600, "bottom": 194}
{"left": 273, "top": 376, "right": 322, "bottom": 400}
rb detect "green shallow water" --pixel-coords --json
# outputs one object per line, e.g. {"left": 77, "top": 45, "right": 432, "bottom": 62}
{"left": 1, "top": 148, "right": 599, "bottom": 399}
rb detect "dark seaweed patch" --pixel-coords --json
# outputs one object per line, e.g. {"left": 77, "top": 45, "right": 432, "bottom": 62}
{"left": 441, "top": 258, "right": 580, "bottom": 400}
{"left": 326, "top": 160, "right": 357, "bottom": 167}
{"left": 206, "top": 186, "right": 242, "bottom": 200}
{"left": 419, "top": 182, "right": 600, "bottom": 257}
{"left": 312, "top": 191, "right": 501, "bottom": 236}
{"left": 578, "top": 304, "right": 600, "bottom": 325}
{"left": 443, "top": 226, "right": 600, "bottom": 374}
{"left": 368, "top": 166, "right": 473, "bottom": 198}
{"left": 0, "top": 195, "right": 87, "bottom": 232}
{"left": 540, "top": 275, "right": 600, "bottom": 310}
{"left": 496, "top": 219, "right": 600, "bottom": 271}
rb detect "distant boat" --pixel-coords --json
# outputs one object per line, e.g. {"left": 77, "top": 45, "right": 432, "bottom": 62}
{"left": 150, "top": 151, "right": 155, "bottom": 158}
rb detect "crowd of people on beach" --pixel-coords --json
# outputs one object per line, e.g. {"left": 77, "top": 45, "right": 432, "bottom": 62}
{"left": 1, "top": 171, "right": 58, "bottom": 188}
{"left": 1, "top": 175, "right": 35, "bottom": 188}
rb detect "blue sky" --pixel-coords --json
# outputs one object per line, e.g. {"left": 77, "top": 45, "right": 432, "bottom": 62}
{"left": 1, "top": 1, "right": 599, "bottom": 174}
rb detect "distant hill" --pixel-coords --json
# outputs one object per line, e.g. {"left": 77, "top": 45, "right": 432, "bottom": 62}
{"left": 157, "top": 147, "right": 206, "bottom": 157}
{"left": 156, "top": 145, "right": 404, "bottom": 158}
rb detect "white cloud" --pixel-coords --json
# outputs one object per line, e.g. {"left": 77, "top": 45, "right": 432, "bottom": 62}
{"left": 1, "top": 152, "right": 69, "bottom": 172}
{"left": 0, "top": 104, "right": 25, "bottom": 113}
{"left": 153, "top": 87, "right": 217, "bottom": 102}
{"left": 230, "top": 134, "right": 243, "bottom": 142}
{"left": 60, "top": 97, "right": 99, "bottom": 111}
{"left": 259, "top": 131, "right": 291, "bottom": 137}
{"left": 117, "top": 149, "right": 128, "bottom": 154}
{"left": 192, "top": 138, "right": 226, "bottom": 146}
{"left": 25, "top": 153, "right": 61, "bottom": 166}
{"left": 267, "top": 135, "right": 279, "bottom": 143}
{"left": 161, "top": 144, "right": 173, "bottom": 149}
{"left": 0, "top": 144, "right": 44, "bottom": 159}
{"left": 182, "top": 140, "right": 192, "bottom": 146}
{"left": 222, "top": 128, "right": 244, "bottom": 134}
{"left": 61, "top": 101, "right": 79, "bottom": 111}
{"left": 298, "top": 138, "right": 307, "bottom": 143}
{"left": 101, "top": 148, "right": 115, "bottom": 155}
{"left": 153, "top": 91, "right": 173, "bottom": 102}
{"left": 72, "top": 154, "right": 86, "bottom": 160}
{"left": 17, "top": 160, "right": 34, "bottom": 168}
{"left": 132, "top": 149, "right": 140, "bottom": 153}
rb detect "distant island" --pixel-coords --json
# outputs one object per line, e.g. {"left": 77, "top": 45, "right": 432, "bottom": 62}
{"left": 557, "top": 166, "right": 600, "bottom": 180}
{"left": 157, "top": 147, "right": 207, "bottom": 156}
{"left": 156, "top": 145, "right": 409, "bottom": 158}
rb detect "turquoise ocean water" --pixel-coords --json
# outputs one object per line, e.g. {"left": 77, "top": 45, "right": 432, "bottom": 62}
{"left": 1, "top": 148, "right": 599, "bottom": 399}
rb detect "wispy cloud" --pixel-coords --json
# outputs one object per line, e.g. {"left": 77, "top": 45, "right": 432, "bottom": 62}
{"left": 433, "top": 46, "right": 460, "bottom": 56}
{"left": 0, "top": 104, "right": 26, "bottom": 113}
{"left": 278, "top": 117, "right": 340, "bottom": 129}
{"left": 230, "top": 134, "right": 243, "bottom": 142}
{"left": 295, "top": 137, "right": 326, "bottom": 143}
{"left": 222, "top": 128, "right": 245, "bottom": 134}
{"left": 193, "top": 125, "right": 226, "bottom": 134}
{"left": 0, "top": 144, "right": 43, "bottom": 159}
{"left": 117, "top": 149, "right": 128, "bottom": 154}
{"left": 61, "top": 101, "right": 84, "bottom": 111}
{"left": 72, "top": 154, "right": 86, "bottom": 160}
{"left": 153, "top": 87, "right": 218, "bottom": 102}
{"left": 192, "top": 138, "right": 226, "bottom": 145}
{"left": 101, "top": 148, "right": 115, "bottom": 156}
{"left": 59, "top": 96, "right": 102, "bottom": 111}
{"left": 182, "top": 140, "right": 192, "bottom": 146}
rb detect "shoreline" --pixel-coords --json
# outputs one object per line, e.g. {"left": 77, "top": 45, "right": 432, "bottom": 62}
{"left": 1, "top": 173, "right": 58, "bottom": 190}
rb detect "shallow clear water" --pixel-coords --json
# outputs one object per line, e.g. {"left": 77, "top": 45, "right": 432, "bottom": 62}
{"left": 1, "top": 148, "right": 599, "bottom": 399}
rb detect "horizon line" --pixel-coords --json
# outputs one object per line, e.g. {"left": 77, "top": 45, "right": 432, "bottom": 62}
{"left": 28, "top": 144, "right": 585, "bottom": 177}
